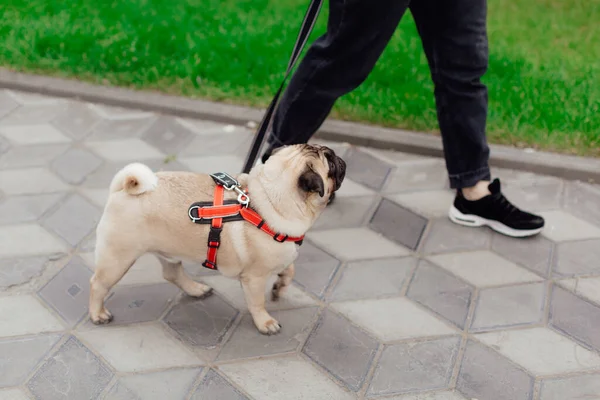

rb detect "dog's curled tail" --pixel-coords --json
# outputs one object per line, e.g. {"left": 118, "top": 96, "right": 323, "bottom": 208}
{"left": 109, "top": 163, "right": 158, "bottom": 195}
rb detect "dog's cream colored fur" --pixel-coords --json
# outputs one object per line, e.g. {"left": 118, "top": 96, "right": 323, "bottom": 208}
{"left": 90, "top": 144, "right": 345, "bottom": 334}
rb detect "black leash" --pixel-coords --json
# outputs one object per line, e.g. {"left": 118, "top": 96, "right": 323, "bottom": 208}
{"left": 241, "top": 0, "right": 324, "bottom": 173}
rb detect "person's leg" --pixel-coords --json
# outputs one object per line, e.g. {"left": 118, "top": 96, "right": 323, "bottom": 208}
{"left": 264, "top": 0, "right": 411, "bottom": 157}
{"left": 411, "top": 0, "right": 544, "bottom": 237}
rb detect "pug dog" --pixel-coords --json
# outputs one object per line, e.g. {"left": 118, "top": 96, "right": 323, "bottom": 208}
{"left": 89, "top": 144, "right": 346, "bottom": 334}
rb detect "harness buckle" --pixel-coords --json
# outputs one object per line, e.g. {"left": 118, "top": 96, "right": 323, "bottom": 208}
{"left": 210, "top": 172, "right": 250, "bottom": 206}
{"left": 188, "top": 206, "right": 201, "bottom": 222}
{"left": 273, "top": 233, "right": 289, "bottom": 243}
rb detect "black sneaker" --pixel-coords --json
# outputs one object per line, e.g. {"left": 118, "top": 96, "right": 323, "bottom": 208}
{"left": 449, "top": 179, "right": 544, "bottom": 238}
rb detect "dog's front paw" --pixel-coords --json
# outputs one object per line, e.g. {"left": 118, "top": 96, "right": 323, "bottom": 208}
{"left": 90, "top": 307, "right": 113, "bottom": 325}
{"left": 255, "top": 317, "right": 282, "bottom": 335}
{"left": 185, "top": 282, "right": 214, "bottom": 299}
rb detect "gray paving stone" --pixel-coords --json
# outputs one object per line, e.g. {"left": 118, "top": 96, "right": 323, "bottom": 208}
{"left": 87, "top": 116, "right": 156, "bottom": 141}
{"left": 218, "top": 307, "right": 317, "bottom": 361}
{"left": 0, "top": 144, "right": 69, "bottom": 169}
{"left": 178, "top": 131, "right": 251, "bottom": 157}
{"left": 141, "top": 116, "right": 196, "bottom": 155}
{"left": 0, "top": 168, "right": 69, "bottom": 195}
{"left": 0, "top": 388, "right": 30, "bottom": 400}
{"left": 0, "top": 193, "right": 63, "bottom": 225}
{"left": 51, "top": 102, "right": 102, "bottom": 140}
{"left": 421, "top": 218, "right": 491, "bottom": 254}
{"left": 330, "top": 257, "right": 415, "bottom": 301}
{"left": 502, "top": 180, "right": 563, "bottom": 212}
{"left": 344, "top": 147, "right": 393, "bottom": 190}
{"left": 114, "top": 368, "right": 201, "bottom": 400}
{"left": 564, "top": 181, "right": 600, "bottom": 227}
{"left": 540, "top": 210, "right": 600, "bottom": 242}
{"left": 368, "top": 337, "right": 460, "bottom": 397}
{"left": 456, "top": 340, "right": 534, "bottom": 400}
{"left": 491, "top": 233, "right": 553, "bottom": 277}
{"left": 82, "top": 159, "right": 188, "bottom": 188}
{"left": 103, "top": 283, "right": 181, "bottom": 325}
{"left": 0, "top": 91, "right": 19, "bottom": 119}
{"left": 0, "top": 224, "right": 67, "bottom": 259}
{"left": 312, "top": 195, "right": 377, "bottom": 231}
{"left": 303, "top": 310, "right": 378, "bottom": 391}
{"left": 43, "top": 194, "right": 101, "bottom": 246}
{"left": 471, "top": 283, "right": 546, "bottom": 332}
{"left": 0, "top": 135, "right": 9, "bottom": 155}
{"left": 383, "top": 159, "right": 448, "bottom": 194}
{"left": 50, "top": 147, "right": 103, "bottom": 185}
{"left": 27, "top": 336, "right": 113, "bottom": 400}
{"left": 0, "top": 104, "right": 66, "bottom": 126}
{"left": 38, "top": 257, "right": 92, "bottom": 325}
{"left": 294, "top": 241, "right": 340, "bottom": 298}
{"left": 407, "top": 260, "right": 474, "bottom": 329}
{"left": 539, "top": 373, "right": 600, "bottom": 400}
{"left": 370, "top": 199, "right": 428, "bottom": 250}
{"left": 105, "top": 382, "right": 140, "bottom": 400}
{"left": 164, "top": 295, "right": 238, "bottom": 347}
{"left": 0, "top": 334, "right": 61, "bottom": 388}
{"left": 0, "top": 257, "right": 48, "bottom": 289}
{"left": 190, "top": 369, "right": 249, "bottom": 400}
{"left": 550, "top": 285, "right": 600, "bottom": 351}
{"left": 554, "top": 239, "right": 600, "bottom": 277}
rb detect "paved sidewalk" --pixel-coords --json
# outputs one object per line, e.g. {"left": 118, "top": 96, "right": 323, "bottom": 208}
{"left": 1, "top": 89, "right": 600, "bottom": 400}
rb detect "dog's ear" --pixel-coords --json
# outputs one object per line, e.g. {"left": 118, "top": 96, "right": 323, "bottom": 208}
{"left": 298, "top": 169, "right": 325, "bottom": 197}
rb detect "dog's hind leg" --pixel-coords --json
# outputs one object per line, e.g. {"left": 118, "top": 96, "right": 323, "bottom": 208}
{"left": 158, "top": 257, "right": 213, "bottom": 299}
{"left": 271, "top": 263, "right": 295, "bottom": 301}
{"left": 89, "top": 246, "right": 138, "bottom": 325}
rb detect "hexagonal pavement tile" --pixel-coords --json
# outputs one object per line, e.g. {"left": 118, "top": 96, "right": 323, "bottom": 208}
{"left": 382, "top": 158, "right": 448, "bottom": 194}
{"left": 0, "top": 103, "right": 66, "bottom": 126}
{"left": 86, "top": 116, "right": 156, "bottom": 141}
{"left": 307, "top": 227, "right": 411, "bottom": 261}
{"left": 219, "top": 356, "right": 354, "bottom": 400}
{"left": 43, "top": 194, "right": 101, "bottom": 246}
{"left": 332, "top": 297, "right": 456, "bottom": 342}
{"left": 163, "top": 294, "right": 238, "bottom": 348}
{"left": 330, "top": 257, "right": 415, "bottom": 302}
{"left": 38, "top": 256, "right": 93, "bottom": 326}
{"left": 0, "top": 168, "right": 68, "bottom": 195}
{"left": 109, "top": 368, "right": 201, "bottom": 400}
{"left": 475, "top": 327, "right": 600, "bottom": 375}
{"left": 553, "top": 239, "right": 600, "bottom": 277}
{"left": 502, "top": 180, "right": 563, "bottom": 212}
{"left": 0, "top": 144, "right": 69, "bottom": 170}
{"left": 88, "top": 104, "right": 152, "bottom": 120}
{"left": 456, "top": 340, "right": 534, "bottom": 400}
{"left": 190, "top": 369, "right": 249, "bottom": 400}
{"left": 539, "top": 373, "right": 600, "bottom": 400}
{"left": 420, "top": 218, "right": 491, "bottom": 255}
{"left": 0, "top": 124, "right": 71, "bottom": 146}
{"left": 0, "top": 91, "right": 18, "bottom": 119}
{"left": 470, "top": 282, "right": 546, "bottom": 332}
{"left": 563, "top": 181, "right": 600, "bottom": 227}
{"left": 0, "top": 388, "right": 29, "bottom": 400}
{"left": 294, "top": 241, "right": 341, "bottom": 298}
{"left": 79, "top": 188, "right": 109, "bottom": 209}
{"left": 388, "top": 189, "right": 455, "bottom": 219}
{"left": 0, "top": 135, "right": 10, "bottom": 156}
{"left": 27, "top": 336, "right": 113, "bottom": 400}
{"left": 381, "top": 391, "right": 467, "bottom": 400}
{"left": 180, "top": 155, "right": 243, "bottom": 175}
{"left": 344, "top": 147, "right": 393, "bottom": 190}
{"left": 100, "top": 283, "right": 181, "bottom": 325}
{"left": 557, "top": 276, "right": 600, "bottom": 306}
{"left": 51, "top": 102, "right": 103, "bottom": 140}
{"left": 86, "top": 138, "right": 164, "bottom": 162}
{"left": 368, "top": 336, "right": 461, "bottom": 397}
{"left": 179, "top": 131, "right": 252, "bottom": 158}
{"left": 0, "top": 295, "right": 64, "bottom": 338}
{"left": 427, "top": 250, "right": 543, "bottom": 287}
{"left": 303, "top": 310, "right": 379, "bottom": 391}
{"left": 312, "top": 195, "right": 378, "bottom": 231}
{"left": 491, "top": 233, "right": 553, "bottom": 277}
{"left": 0, "top": 256, "right": 48, "bottom": 289}
{"left": 335, "top": 178, "right": 375, "bottom": 198}
{"left": 218, "top": 307, "right": 318, "bottom": 361}
{"left": 141, "top": 116, "right": 196, "bottom": 155}
{"left": 83, "top": 253, "right": 166, "bottom": 287}
{"left": 550, "top": 285, "right": 600, "bottom": 352}
{"left": 5, "top": 91, "right": 60, "bottom": 105}
{"left": 0, "top": 224, "right": 67, "bottom": 258}
{"left": 369, "top": 199, "right": 428, "bottom": 250}
{"left": 0, "top": 334, "right": 61, "bottom": 388}
{"left": 540, "top": 210, "right": 600, "bottom": 242}
{"left": 50, "top": 147, "right": 103, "bottom": 185}
{"left": 0, "top": 193, "right": 64, "bottom": 226}
{"left": 78, "top": 324, "right": 203, "bottom": 372}
{"left": 407, "top": 260, "right": 474, "bottom": 329}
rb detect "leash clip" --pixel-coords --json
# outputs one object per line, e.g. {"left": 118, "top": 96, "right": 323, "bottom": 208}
{"left": 210, "top": 172, "right": 250, "bottom": 206}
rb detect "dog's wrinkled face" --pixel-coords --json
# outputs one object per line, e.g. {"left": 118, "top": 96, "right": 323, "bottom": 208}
{"left": 267, "top": 144, "right": 346, "bottom": 202}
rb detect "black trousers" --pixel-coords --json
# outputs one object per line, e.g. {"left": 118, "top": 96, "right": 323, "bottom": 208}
{"left": 269, "top": 0, "right": 491, "bottom": 188}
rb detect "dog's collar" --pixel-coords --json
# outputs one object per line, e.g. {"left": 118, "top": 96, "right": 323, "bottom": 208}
{"left": 188, "top": 172, "right": 304, "bottom": 270}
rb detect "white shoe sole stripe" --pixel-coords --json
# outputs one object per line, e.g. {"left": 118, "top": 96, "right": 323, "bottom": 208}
{"left": 448, "top": 205, "right": 543, "bottom": 238}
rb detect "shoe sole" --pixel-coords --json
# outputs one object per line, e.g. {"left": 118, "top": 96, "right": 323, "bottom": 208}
{"left": 448, "top": 205, "right": 543, "bottom": 238}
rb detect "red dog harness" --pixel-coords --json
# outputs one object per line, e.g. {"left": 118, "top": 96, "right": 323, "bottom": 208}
{"left": 188, "top": 172, "right": 304, "bottom": 270}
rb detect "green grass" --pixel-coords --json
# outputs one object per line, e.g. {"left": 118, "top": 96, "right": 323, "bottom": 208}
{"left": 0, "top": 0, "right": 598, "bottom": 155}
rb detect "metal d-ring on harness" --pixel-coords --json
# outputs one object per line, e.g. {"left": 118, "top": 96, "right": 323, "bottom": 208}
{"left": 188, "top": 172, "right": 304, "bottom": 270}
